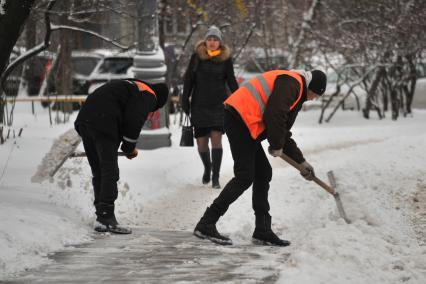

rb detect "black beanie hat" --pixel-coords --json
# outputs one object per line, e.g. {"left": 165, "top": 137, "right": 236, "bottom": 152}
{"left": 151, "top": 83, "right": 169, "bottom": 110}
{"left": 309, "top": 70, "right": 327, "bottom": 95}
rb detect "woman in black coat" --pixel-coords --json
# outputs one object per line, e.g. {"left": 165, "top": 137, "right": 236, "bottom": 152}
{"left": 182, "top": 26, "right": 239, "bottom": 189}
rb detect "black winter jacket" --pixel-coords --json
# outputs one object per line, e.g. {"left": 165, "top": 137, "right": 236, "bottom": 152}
{"left": 182, "top": 41, "right": 238, "bottom": 128}
{"left": 74, "top": 80, "right": 157, "bottom": 153}
{"left": 262, "top": 74, "right": 308, "bottom": 163}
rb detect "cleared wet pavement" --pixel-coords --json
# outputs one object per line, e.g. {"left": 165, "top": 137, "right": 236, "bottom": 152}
{"left": 4, "top": 228, "right": 290, "bottom": 283}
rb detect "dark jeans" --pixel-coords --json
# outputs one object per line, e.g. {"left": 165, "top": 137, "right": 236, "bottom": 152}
{"left": 211, "top": 110, "right": 272, "bottom": 217}
{"left": 77, "top": 124, "right": 120, "bottom": 206}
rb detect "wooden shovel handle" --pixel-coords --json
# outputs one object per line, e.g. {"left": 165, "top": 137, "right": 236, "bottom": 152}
{"left": 70, "top": 151, "right": 127, "bottom": 157}
{"left": 280, "top": 153, "right": 336, "bottom": 195}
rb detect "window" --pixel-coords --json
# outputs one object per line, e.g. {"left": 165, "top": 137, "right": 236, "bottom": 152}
{"left": 98, "top": 58, "right": 133, "bottom": 74}
{"left": 72, "top": 57, "right": 101, "bottom": 76}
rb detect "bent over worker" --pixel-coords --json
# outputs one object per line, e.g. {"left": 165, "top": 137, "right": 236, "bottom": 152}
{"left": 194, "top": 69, "right": 327, "bottom": 246}
{"left": 75, "top": 79, "right": 168, "bottom": 234}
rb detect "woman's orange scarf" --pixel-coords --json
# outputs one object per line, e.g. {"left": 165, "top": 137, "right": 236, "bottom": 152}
{"left": 207, "top": 49, "right": 221, "bottom": 57}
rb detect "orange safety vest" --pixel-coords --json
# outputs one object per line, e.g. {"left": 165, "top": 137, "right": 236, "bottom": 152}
{"left": 133, "top": 81, "right": 156, "bottom": 97}
{"left": 224, "top": 70, "right": 304, "bottom": 139}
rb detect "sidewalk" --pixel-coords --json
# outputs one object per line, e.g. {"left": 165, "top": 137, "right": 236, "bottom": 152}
{"left": 5, "top": 229, "right": 289, "bottom": 283}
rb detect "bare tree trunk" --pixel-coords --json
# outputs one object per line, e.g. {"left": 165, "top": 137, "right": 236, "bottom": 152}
{"left": 362, "top": 67, "right": 385, "bottom": 119}
{"left": 23, "top": 13, "right": 37, "bottom": 94}
{"left": 318, "top": 85, "right": 340, "bottom": 123}
{"left": 0, "top": 0, "right": 36, "bottom": 124}
{"left": 55, "top": 1, "right": 73, "bottom": 114}
{"left": 158, "top": 0, "right": 167, "bottom": 49}
{"left": 288, "top": 0, "right": 320, "bottom": 69}
{"left": 137, "top": 0, "right": 157, "bottom": 52}
{"left": 390, "top": 88, "right": 399, "bottom": 120}
{"left": 381, "top": 76, "right": 390, "bottom": 112}
{"left": 405, "top": 55, "right": 417, "bottom": 114}
{"left": 0, "top": 0, "right": 36, "bottom": 76}
{"left": 56, "top": 34, "right": 72, "bottom": 97}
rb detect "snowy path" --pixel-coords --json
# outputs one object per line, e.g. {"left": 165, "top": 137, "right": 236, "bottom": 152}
{"left": 5, "top": 229, "right": 288, "bottom": 283}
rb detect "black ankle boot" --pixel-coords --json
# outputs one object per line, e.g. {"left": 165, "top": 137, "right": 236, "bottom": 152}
{"left": 194, "top": 206, "right": 232, "bottom": 245}
{"left": 211, "top": 148, "right": 223, "bottom": 189}
{"left": 252, "top": 214, "right": 290, "bottom": 247}
{"left": 199, "top": 150, "right": 211, "bottom": 184}
{"left": 95, "top": 203, "right": 132, "bottom": 234}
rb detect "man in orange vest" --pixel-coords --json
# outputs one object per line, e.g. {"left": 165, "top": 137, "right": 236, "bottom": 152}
{"left": 75, "top": 79, "right": 168, "bottom": 234}
{"left": 194, "top": 70, "right": 327, "bottom": 246}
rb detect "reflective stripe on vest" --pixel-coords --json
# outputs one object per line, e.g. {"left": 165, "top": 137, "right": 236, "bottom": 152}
{"left": 224, "top": 70, "right": 304, "bottom": 139}
{"left": 241, "top": 75, "right": 271, "bottom": 113}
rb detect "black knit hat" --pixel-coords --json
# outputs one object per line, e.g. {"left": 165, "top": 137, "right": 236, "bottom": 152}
{"left": 309, "top": 70, "right": 327, "bottom": 95}
{"left": 151, "top": 83, "right": 169, "bottom": 110}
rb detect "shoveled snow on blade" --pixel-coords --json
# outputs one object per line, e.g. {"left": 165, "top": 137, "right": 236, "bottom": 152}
{"left": 31, "top": 128, "right": 81, "bottom": 183}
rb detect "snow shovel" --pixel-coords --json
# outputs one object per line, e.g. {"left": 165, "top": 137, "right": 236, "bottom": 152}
{"left": 279, "top": 153, "right": 351, "bottom": 224}
{"left": 32, "top": 129, "right": 82, "bottom": 183}
{"left": 48, "top": 151, "right": 129, "bottom": 178}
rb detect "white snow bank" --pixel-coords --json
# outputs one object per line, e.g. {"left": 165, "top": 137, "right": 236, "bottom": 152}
{"left": 0, "top": 186, "right": 91, "bottom": 278}
{"left": 270, "top": 133, "right": 426, "bottom": 283}
{"left": 0, "top": 105, "right": 91, "bottom": 280}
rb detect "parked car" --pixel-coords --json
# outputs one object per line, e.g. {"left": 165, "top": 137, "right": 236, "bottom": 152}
{"left": 71, "top": 51, "right": 104, "bottom": 95}
{"left": 3, "top": 64, "right": 24, "bottom": 97}
{"left": 87, "top": 51, "right": 135, "bottom": 94}
{"left": 4, "top": 50, "right": 105, "bottom": 97}
{"left": 3, "top": 47, "right": 31, "bottom": 97}
{"left": 3, "top": 51, "right": 55, "bottom": 97}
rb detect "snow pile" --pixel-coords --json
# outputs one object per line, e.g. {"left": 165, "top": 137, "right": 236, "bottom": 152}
{"left": 270, "top": 133, "right": 426, "bottom": 283}
{"left": 0, "top": 106, "right": 90, "bottom": 280}
{"left": 0, "top": 187, "right": 91, "bottom": 278}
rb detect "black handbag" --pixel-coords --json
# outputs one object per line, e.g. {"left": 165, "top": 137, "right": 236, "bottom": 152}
{"left": 180, "top": 115, "right": 194, "bottom": 147}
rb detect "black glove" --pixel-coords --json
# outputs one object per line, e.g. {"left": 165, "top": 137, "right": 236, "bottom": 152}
{"left": 125, "top": 149, "right": 138, "bottom": 160}
{"left": 300, "top": 161, "right": 315, "bottom": 181}
{"left": 120, "top": 141, "right": 135, "bottom": 154}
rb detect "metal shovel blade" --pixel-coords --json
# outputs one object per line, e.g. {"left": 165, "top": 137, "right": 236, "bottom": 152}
{"left": 279, "top": 153, "right": 351, "bottom": 224}
{"left": 327, "top": 171, "right": 351, "bottom": 224}
{"left": 333, "top": 192, "right": 351, "bottom": 224}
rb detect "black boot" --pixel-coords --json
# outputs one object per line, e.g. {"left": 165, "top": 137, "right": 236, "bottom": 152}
{"left": 199, "top": 150, "right": 211, "bottom": 184}
{"left": 252, "top": 214, "right": 290, "bottom": 246}
{"left": 211, "top": 148, "right": 223, "bottom": 189}
{"left": 194, "top": 206, "right": 232, "bottom": 245}
{"left": 95, "top": 203, "right": 132, "bottom": 234}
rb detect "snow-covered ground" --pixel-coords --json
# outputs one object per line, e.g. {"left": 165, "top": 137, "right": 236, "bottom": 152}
{"left": 1, "top": 102, "right": 426, "bottom": 283}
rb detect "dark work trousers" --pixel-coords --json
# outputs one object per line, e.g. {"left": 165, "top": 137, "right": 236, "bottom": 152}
{"left": 77, "top": 124, "right": 120, "bottom": 206}
{"left": 211, "top": 109, "right": 272, "bottom": 217}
